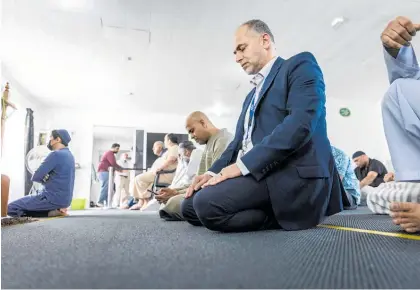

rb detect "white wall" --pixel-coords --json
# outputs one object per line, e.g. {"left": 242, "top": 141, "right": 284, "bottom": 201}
{"left": 326, "top": 97, "right": 390, "bottom": 163}
{"left": 1, "top": 78, "right": 48, "bottom": 202}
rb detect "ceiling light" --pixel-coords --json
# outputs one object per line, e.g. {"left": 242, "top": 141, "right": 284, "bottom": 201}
{"left": 206, "top": 101, "right": 231, "bottom": 117}
{"left": 331, "top": 17, "right": 347, "bottom": 29}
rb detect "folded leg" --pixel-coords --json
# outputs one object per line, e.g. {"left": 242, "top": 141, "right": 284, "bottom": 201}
{"left": 159, "top": 194, "right": 186, "bottom": 221}
{"left": 8, "top": 195, "right": 60, "bottom": 217}
{"left": 181, "top": 175, "right": 279, "bottom": 232}
{"left": 382, "top": 78, "right": 420, "bottom": 181}
{"left": 367, "top": 182, "right": 420, "bottom": 214}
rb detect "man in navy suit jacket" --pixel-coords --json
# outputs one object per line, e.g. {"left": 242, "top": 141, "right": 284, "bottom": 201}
{"left": 181, "top": 19, "right": 345, "bottom": 232}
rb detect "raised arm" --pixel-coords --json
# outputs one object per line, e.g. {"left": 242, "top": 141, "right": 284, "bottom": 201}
{"left": 381, "top": 16, "right": 420, "bottom": 83}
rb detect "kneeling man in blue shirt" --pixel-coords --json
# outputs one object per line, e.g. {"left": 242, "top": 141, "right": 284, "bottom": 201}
{"left": 8, "top": 129, "right": 75, "bottom": 217}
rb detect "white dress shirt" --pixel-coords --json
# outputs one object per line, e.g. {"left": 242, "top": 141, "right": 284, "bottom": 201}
{"left": 236, "top": 56, "right": 279, "bottom": 175}
{"left": 116, "top": 159, "right": 131, "bottom": 177}
{"left": 170, "top": 149, "right": 203, "bottom": 189}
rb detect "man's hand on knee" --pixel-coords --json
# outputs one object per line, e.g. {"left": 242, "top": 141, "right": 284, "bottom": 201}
{"left": 185, "top": 174, "right": 213, "bottom": 198}
{"left": 202, "top": 164, "right": 242, "bottom": 188}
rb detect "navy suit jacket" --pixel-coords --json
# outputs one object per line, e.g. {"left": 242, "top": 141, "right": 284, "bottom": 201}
{"left": 209, "top": 52, "right": 347, "bottom": 230}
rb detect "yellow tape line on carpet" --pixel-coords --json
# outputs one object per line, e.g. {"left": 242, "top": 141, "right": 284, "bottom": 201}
{"left": 318, "top": 224, "right": 420, "bottom": 241}
{"left": 39, "top": 216, "right": 66, "bottom": 222}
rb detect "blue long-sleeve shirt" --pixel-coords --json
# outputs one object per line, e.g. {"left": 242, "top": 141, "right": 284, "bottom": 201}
{"left": 32, "top": 148, "right": 75, "bottom": 207}
{"left": 384, "top": 45, "right": 419, "bottom": 83}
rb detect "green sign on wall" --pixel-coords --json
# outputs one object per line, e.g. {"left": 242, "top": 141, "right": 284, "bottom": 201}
{"left": 339, "top": 108, "right": 351, "bottom": 117}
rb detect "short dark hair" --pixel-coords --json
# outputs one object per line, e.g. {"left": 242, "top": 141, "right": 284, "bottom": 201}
{"left": 352, "top": 151, "right": 366, "bottom": 159}
{"left": 242, "top": 19, "right": 275, "bottom": 43}
{"left": 179, "top": 141, "right": 196, "bottom": 152}
{"left": 166, "top": 133, "right": 179, "bottom": 144}
{"left": 51, "top": 130, "right": 68, "bottom": 146}
{"left": 111, "top": 143, "right": 120, "bottom": 149}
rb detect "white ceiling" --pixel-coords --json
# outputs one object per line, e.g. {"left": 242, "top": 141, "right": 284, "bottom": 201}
{"left": 1, "top": 0, "right": 420, "bottom": 117}
{"left": 93, "top": 125, "right": 135, "bottom": 141}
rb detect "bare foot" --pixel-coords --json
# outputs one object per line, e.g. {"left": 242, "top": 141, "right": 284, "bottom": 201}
{"left": 59, "top": 208, "right": 68, "bottom": 215}
{"left": 384, "top": 172, "right": 395, "bottom": 183}
{"left": 120, "top": 204, "right": 130, "bottom": 209}
{"left": 129, "top": 200, "right": 144, "bottom": 210}
{"left": 48, "top": 209, "right": 68, "bottom": 217}
{"left": 139, "top": 200, "right": 150, "bottom": 211}
{"left": 390, "top": 202, "right": 420, "bottom": 233}
{"left": 140, "top": 199, "right": 156, "bottom": 211}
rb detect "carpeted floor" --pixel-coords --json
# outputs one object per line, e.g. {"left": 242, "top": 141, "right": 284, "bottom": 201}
{"left": 2, "top": 208, "right": 420, "bottom": 289}
{"left": 1, "top": 216, "right": 38, "bottom": 227}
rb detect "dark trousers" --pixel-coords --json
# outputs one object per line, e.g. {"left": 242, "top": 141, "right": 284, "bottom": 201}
{"left": 8, "top": 195, "right": 60, "bottom": 217}
{"left": 180, "top": 175, "right": 280, "bottom": 232}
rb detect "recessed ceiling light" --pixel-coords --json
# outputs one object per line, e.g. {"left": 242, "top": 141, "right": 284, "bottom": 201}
{"left": 331, "top": 17, "right": 347, "bottom": 29}
{"left": 206, "top": 101, "right": 231, "bottom": 117}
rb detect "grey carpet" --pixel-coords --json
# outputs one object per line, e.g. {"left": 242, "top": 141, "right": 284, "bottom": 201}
{"left": 2, "top": 210, "right": 420, "bottom": 289}
{"left": 324, "top": 211, "right": 420, "bottom": 234}
{"left": 336, "top": 206, "right": 372, "bottom": 215}
{"left": 1, "top": 217, "right": 37, "bottom": 227}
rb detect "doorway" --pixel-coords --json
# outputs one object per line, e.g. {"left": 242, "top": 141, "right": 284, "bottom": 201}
{"left": 90, "top": 125, "right": 143, "bottom": 206}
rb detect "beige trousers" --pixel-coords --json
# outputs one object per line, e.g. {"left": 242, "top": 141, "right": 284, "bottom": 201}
{"left": 132, "top": 171, "right": 177, "bottom": 199}
{"left": 113, "top": 175, "right": 130, "bottom": 207}
{"left": 132, "top": 172, "right": 155, "bottom": 199}
{"left": 159, "top": 193, "right": 186, "bottom": 221}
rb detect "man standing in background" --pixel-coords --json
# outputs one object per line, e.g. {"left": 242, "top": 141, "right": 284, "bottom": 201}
{"left": 113, "top": 152, "right": 131, "bottom": 207}
{"left": 96, "top": 143, "right": 122, "bottom": 207}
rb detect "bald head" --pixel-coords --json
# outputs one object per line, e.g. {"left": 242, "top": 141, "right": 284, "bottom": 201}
{"left": 152, "top": 141, "right": 164, "bottom": 156}
{"left": 185, "top": 111, "right": 218, "bottom": 145}
{"left": 186, "top": 111, "right": 213, "bottom": 124}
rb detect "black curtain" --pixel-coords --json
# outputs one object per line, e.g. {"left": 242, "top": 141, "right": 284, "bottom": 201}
{"left": 134, "top": 130, "right": 145, "bottom": 176}
{"left": 24, "top": 108, "right": 34, "bottom": 195}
